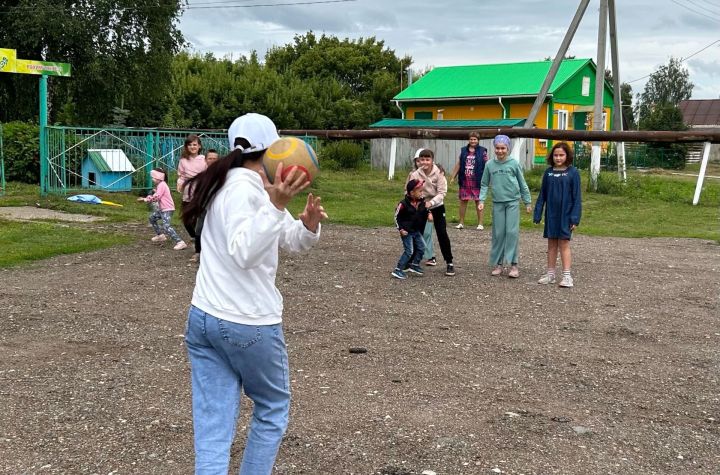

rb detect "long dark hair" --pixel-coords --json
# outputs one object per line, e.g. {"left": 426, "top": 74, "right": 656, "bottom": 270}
{"left": 181, "top": 138, "right": 264, "bottom": 228}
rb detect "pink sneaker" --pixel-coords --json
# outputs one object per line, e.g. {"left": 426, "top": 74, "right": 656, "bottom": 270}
{"left": 491, "top": 265, "right": 503, "bottom": 276}
{"left": 173, "top": 241, "right": 188, "bottom": 250}
{"left": 508, "top": 266, "right": 520, "bottom": 278}
{"left": 151, "top": 234, "right": 167, "bottom": 242}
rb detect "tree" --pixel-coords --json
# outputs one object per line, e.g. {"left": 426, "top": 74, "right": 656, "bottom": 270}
{"left": 635, "top": 57, "right": 693, "bottom": 128}
{"left": 605, "top": 70, "right": 635, "bottom": 129}
{"left": 0, "top": 0, "right": 185, "bottom": 126}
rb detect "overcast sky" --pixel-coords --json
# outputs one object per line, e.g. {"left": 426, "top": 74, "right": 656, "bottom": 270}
{"left": 179, "top": 0, "right": 720, "bottom": 100}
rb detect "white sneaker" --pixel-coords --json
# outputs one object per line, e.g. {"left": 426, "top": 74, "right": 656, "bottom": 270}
{"left": 455, "top": 223, "right": 464, "bottom": 229}
{"left": 559, "top": 275, "right": 574, "bottom": 288}
{"left": 151, "top": 234, "right": 167, "bottom": 242}
{"left": 537, "top": 273, "right": 556, "bottom": 285}
{"left": 476, "top": 224, "right": 484, "bottom": 230}
{"left": 173, "top": 241, "right": 188, "bottom": 250}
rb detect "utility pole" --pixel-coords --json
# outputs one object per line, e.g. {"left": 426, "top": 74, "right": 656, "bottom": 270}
{"left": 590, "top": 0, "right": 609, "bottom": 191}
{"left": 608, "top": 0, "right": 626, "bottom": 182}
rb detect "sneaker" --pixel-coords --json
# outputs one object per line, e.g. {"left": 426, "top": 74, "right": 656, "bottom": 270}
{"left": 491, "top": 265, "right": 503, "bottom": 276}
{"left": 151, "top": 234, "right": 167, "bottom": 242}
{"left": 508, "top": 266, "right": 520, "bottom": 278}
{"left": 407, "top": 264, "right": 424, "bottom": 275}
{"left": 173, "top": 241, "right": 188, "bottom": 251}
{"left": 391, "top": 268, "right": 407, "bottom": 280}
{"left": 189, "top": 253, "right": 200, "bottom": 263}
{"left": 445, "top": 263, "right": 456, "bottom": 276}
{"left": 537, "top": 273, "right": 556, "bottom": 285}
{"left": 476, "top": 224, "right": 484, "bottom": 230}
{"left": 559, "top": 274, "right": 574, "bottom": 288}
{"left": 425, "top": 257, "right": 437, "bottom": 266}
{"left": 455, "top": 223, "right": 464, "bottom": 229}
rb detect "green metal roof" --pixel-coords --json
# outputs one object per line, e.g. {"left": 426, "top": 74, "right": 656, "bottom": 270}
{"left": 369, "top": 118, "right": 525, "bottom": 128}
{"left": 394, "top": 59, "right": 592, "bottom": 101}
{"left": 87, "top": 150, "right": 112, "bottom": 172}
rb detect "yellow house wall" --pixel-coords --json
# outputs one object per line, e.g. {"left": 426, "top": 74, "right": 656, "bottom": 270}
{"left": 552, "top": 103, "right": 612, "bottom": 131}
{"left": 406, "top": 104, "right": 504, "bottom": 120}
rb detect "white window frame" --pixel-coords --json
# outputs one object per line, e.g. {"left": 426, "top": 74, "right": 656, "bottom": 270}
{"left": 557, "top": 109, "right": 569, "bottom": 130}
{"left": 582, "top": 76, "right": 591, "bottom": 96}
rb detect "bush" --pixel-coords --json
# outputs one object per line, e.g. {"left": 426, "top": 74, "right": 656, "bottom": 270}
{"left": 319, "top": 141, "right": 364, "bottom": 169}
{"left": 2, "top": 121, "right": 39, "bottom": 184}
{"left": 593, "top": 171, "right": 625, "bottom": 195}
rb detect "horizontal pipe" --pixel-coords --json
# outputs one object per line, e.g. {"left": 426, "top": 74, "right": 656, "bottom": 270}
{"left": 279, "top": 127, "right": 720, "bottom": 143}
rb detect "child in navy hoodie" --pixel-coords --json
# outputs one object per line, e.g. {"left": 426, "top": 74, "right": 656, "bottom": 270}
{"left": 392, "top": 179, "right": 429, "bottom": 279}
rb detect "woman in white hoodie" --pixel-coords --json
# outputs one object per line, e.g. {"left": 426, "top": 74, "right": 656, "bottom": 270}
{"left": 181, "top": 113, "right": 327, "bottom": 475}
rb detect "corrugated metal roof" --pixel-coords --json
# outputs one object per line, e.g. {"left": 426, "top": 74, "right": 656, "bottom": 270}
{"left": 87, "top": 149, "right": 136, "bottom": 172}
{"left": 679, "top": 99, "right": 720, "bottom": 126}
{"left": 394, "top": 59, "right": 592, "bottom": 101}
{"left": 369, "top": 118, "right": 525, "bottom": 128}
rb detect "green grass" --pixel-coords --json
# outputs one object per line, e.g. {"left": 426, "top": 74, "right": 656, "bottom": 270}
{"left": 1, "top": 166, "right": 718, "bottom": 267}
{"left": 0, "top": 218, "right": 132, "bottom": 267}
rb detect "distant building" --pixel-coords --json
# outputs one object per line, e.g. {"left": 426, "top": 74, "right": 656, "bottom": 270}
{"left": 373, "top": 58, "right": 615, "bottom": 165}
{"left": 81, "top": 149, "right": 136, "bottom": 191}
{"left": 679, "top": 99, "right": 720, "bottom": 163}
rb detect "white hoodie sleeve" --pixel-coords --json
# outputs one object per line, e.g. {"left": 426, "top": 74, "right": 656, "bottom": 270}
{"left": 278, "top": 212, "right": 321, "bottom": 253}
{"left": 220, "top": 186, "right": 286, "bottom": 269}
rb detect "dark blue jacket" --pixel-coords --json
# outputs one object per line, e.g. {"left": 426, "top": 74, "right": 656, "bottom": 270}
{"left": 394, "top": 196, "right": 428, "bottom": 233}
{"left": 457, "top": 145, "right": 488, "bottom": 188}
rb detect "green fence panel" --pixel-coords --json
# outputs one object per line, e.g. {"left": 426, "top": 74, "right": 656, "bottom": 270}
{"left": 0, "top": 123, "right": 5, "bottom": 196}
{"left": 44, "top": 126, "right": 231, "bottom": 194}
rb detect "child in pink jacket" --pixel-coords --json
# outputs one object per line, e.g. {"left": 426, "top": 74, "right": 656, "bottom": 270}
{"left": 138, "top": 168, "right": 187, "bottom": 250}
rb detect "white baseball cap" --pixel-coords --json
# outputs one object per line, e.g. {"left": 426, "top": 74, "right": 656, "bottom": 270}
{"left": 227, "top": 113, "right": 280, "bottom": 153}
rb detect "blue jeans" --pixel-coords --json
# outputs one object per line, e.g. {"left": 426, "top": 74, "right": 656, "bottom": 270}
{"left": 185, "top": 305, "right": 290, "bottom": 475}
{"left": 396, "top": 230, "right": 425, "bottom": 270}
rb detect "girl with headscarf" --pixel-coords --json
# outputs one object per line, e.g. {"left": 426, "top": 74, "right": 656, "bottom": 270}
{"left": 477, "top": 135, "right": 532, "bottom": 278}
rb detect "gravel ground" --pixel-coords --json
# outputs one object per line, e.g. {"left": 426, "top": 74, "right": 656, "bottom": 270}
{"left": 0, "top": 222, "right": 718, "bottom": 475}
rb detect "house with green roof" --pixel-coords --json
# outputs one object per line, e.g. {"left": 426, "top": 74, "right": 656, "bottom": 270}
{"left": 372, "top": 58, "right": 615, "bottom": 163}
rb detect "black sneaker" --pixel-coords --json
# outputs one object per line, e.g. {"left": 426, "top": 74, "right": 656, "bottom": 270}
{"left": 445, "top": 263, "right": 455, "bottom": 276}
{"left": 425, "top": 257, "right": 437, "bottom": 266}
{"left": 407, "top": 264, "right": 424, "bottom": 275}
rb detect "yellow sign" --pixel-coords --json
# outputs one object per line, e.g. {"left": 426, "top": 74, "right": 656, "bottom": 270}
{"left": 0, "top": 47, "right": 71, "bottom": 77}
{"left": 0, "top": 48, "right": 17, "bottom": 73}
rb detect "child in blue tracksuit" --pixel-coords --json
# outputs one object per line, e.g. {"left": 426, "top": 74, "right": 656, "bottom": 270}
{"left": 533, "top": 142, "right": 582, "bottom": 288}
{"left": 392, "top": 179, "right": 428, "bottom": 280}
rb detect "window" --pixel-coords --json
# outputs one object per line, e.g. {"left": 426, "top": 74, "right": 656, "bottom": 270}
{"left": 557, "top": 110, "right": 569, "bottom": 130}
{"left": 602, "top": 112, "right": 608, "bottom": 131}
{"left": 582, "top": 76, "right": 591, "bottom": 96}
{"left": 414, "top": 111, "right": 432, "bottom": 119}
{"left": 88, "top": 172, "right": 96, "bottom": 186}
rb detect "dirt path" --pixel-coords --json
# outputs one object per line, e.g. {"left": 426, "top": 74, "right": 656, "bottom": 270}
{"left": 0, "top": 224, "right": 718, "bottom": 474}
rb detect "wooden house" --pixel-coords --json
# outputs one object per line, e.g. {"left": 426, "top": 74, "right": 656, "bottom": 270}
{"left": 376, "top": 58, "right": 615, "bottom": 164}
{"left": 81, "top": 149, "right": 136, "bottom": 191}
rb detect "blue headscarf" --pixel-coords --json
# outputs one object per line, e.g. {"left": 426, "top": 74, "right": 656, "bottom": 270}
{"left": 493, "top": 134, "right": 512, "bottom": 153}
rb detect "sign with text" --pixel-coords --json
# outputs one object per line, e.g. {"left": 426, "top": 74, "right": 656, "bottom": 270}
{"left": 0, "top": 48, "right": 17, "bottom": 73}
{"left": 0, "top": 48, "right": 71, "bottom": 77}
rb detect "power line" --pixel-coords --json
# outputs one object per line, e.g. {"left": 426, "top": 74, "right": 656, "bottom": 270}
{"left": 0, "top": 0, "right": 356, "bottom": 14}
{"left": 685, "top": 0, "right": 720, "bottom": 16}
{"left": 626, "top": 38, "right": 720, "bottom": 84}
{"left": 669, "top": 0, "right": 720, "bottom": 22}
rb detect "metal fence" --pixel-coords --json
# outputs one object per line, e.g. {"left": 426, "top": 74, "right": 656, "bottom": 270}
{"left": 573, "top": 142, "right": 687, "bottom": 170}
{"left": 0, "top": 123, "right": 5, "bottom": 196}
{"left": 41, "top": 126, "right": 321, "bottom": 195}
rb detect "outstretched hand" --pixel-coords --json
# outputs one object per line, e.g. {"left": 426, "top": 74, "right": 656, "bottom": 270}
{"left": 265, "top": 163, "right": 310, "bottom": 211}
{"left": 299, "top": 193, "right": 328, "bottom": 233}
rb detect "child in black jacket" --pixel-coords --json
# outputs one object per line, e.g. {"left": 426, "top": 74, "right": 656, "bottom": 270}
{"left": 392, "top": 179, "right": 429, "bottom": 279}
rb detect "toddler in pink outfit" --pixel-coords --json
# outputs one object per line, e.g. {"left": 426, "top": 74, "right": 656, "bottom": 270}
{"left": 138, "top": 168, "right": 187, "bottom": 250}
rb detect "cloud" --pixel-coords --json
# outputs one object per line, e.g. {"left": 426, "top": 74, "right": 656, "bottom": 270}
{"left": 177, "top": 0, "right": 720, "bottom": 98}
